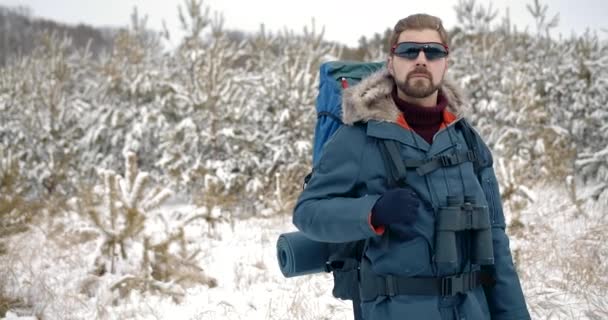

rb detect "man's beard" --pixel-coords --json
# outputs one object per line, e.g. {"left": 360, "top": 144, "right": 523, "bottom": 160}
{"left": 396, "top": 68, "right": 442, "bottom": 98}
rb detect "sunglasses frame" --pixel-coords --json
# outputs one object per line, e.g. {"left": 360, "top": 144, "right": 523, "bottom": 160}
{"left": 391, "top": 42, "right": 450, "bottom": 60}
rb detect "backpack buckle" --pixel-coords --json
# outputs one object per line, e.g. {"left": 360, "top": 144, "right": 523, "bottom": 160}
{"left": 385, "top": 275, "right": 396, "bottom": 297}
{"left": 439, "top": 154, "right": 455, "bottom": 167}
{"left": 441, "top": 273, "right": 476, "bottom": 296}
{"left": 466, "top": 150, "right": 478, "bottom": 162}
{"left": 440, "top": 276, "right": 453, "bottom": 296}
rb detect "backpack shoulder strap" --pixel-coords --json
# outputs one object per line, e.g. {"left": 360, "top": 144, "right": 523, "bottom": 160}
{"left": 376, "top": 138, "right": 407, "bottom": 250}
{"left": 458, "top": 119, "right": 493, "bottom": 179}
{"left": 378, "top": 139, "right": 408, "bottom": 188}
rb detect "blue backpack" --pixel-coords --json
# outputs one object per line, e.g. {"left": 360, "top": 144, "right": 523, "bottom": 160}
{"left": 312, "top": 61, "right": 385, "bottom": 166}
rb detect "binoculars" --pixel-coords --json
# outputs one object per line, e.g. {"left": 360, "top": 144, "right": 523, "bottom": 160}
{"left": 435, "top": 195, "right": 494, "bottom": 266}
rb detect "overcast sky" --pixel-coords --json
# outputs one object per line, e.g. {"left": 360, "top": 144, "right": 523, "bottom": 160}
{"left": 1, "top": 0, "right": 606, "bottom": 47}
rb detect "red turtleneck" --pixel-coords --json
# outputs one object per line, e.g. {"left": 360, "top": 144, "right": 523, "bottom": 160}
{"left": 391, "top": 88, "right": 448, "bottom": 144}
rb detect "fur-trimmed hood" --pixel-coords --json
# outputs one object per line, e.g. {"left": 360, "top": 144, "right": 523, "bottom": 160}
{"left": 342, "top": 68, "right": 468, "bottom": 125}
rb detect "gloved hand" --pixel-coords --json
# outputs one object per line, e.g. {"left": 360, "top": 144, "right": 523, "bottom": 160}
{"left": 371, "top": 187, "right": 421, "bottom": 228}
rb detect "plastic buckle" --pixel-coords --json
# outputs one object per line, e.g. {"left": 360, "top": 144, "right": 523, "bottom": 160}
{"left": 385, "top": 275, "right": 396, "bottom": 297}
{"left": 462, "top": 203, "right": 474, "bottom": 229}
{"left": 439, "top": 155, "right": 454, "bottom": 167}
{"left": 442, "top": 274, "right": 469, "bottom": 296}
{"left": 467, "top": 150, "right": 478, "bottom": 162}
{"left": 451, "top": 274, "right": 466, "bottom": 295}
{"left": 440, "top": 277, "right": 453, "bottom": 296}
{"left": 467, "top": 272, "right": 476, "bottom": 291}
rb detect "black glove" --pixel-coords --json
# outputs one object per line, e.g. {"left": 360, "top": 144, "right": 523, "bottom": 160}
{"left": 371, "top": 187, "right": 421, "bottom": 228}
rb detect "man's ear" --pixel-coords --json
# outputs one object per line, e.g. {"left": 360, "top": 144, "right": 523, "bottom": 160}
{"left": 387, "top": 55, "right": 394, "bottom": 77}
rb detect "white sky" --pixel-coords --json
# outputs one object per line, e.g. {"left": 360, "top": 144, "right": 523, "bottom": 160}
{"left": 1, "top": 0, "right": 606, "bottom": 47}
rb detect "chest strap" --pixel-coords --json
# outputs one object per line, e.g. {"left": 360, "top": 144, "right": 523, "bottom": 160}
{"left": 402, "top": 150, "right": 477, "bottom": 176}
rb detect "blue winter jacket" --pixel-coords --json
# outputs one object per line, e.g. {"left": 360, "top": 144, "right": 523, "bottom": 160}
{"left": 293, "top": 69, "right": 530, "bottom": 320}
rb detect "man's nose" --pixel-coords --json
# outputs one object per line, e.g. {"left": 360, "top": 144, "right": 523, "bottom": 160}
{"left": 415, "top": 50, "right": 428, "bottom": 66}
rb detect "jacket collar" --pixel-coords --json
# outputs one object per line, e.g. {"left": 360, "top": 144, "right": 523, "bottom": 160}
{"left": 341, "top": 68, "right": 469, "bottom": 126}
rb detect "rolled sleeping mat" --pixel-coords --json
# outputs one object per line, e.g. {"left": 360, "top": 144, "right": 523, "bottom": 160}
{"left": 276, "top": 231, "right": 330, "bottom": 278}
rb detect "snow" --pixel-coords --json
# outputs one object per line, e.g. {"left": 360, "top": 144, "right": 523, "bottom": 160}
{"left": 0, "top": 207, "right": 354, "bottom": 320}
{"left": 1, "top": 184, "right": 607, "bottom": 319}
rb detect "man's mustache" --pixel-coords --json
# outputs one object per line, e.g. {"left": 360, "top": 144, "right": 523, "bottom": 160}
{"left": 407, "top": 67, "right": 432, "bottom": 80}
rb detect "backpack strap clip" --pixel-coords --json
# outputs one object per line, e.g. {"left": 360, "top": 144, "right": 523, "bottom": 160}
{"left": 415, "top": 150, "right": 477, "bottom": 175}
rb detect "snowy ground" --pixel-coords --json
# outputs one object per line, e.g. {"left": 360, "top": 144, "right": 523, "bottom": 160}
{"left": 1, "top": 205, "right": 353, "bottom": 320}
{"left": 1, "top": 185, "right": 606, "bottom": 320}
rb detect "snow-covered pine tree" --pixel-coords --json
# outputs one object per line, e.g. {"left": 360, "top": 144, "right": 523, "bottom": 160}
{"left": 0, "top": 32, "right": 85, "bottom": 198}
{"left": 450, "top": 0, "right": 608, "bottom": 208}
{"left": 229, "top": 20, "right": 339, "bottom": 215}
{"left": 154, "top": 0, "right": 247, "bottom": 195}
{"left": 79, "top": 7, "right": 168, "bottom": 179}
{"left": 0, "top": 148, "right": 35, "bottom": 246}
{"left": 73, "top": 152, "right": 213, "bottom": 301}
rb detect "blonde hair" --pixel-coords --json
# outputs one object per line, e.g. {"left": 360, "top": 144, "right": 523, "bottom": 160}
{"left": 389, "top": 14, "right": 449, "bottom": 52}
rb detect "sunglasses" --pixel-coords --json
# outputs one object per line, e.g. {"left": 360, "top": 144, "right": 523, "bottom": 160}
{"left": 391, "top": 42, "right": 449, "bottom": 60}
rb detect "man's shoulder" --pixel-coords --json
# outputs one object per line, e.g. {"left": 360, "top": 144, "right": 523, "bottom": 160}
{"left": 331, "top": 122, "right": 369, "bottom": 140}
{"left": 320, "top": 122, "right": 371, "bottom": 156}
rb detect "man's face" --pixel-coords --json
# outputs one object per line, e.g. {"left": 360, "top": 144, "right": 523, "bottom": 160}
{"left": 388, "top": 29, "right": 448, "bottom": 99}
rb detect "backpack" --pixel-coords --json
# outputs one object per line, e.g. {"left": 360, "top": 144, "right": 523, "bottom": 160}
{"left": 306, "top": 61, "right": 492, "bottom": 316}
{"left": 312, "top": 61, "right": 385, "bottom": 166}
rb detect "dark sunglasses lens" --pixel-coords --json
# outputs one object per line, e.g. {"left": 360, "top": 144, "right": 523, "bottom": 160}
{"left": 394, "top": 43, "right": 447, "bottom": 60}
{"left": 394, "top": 43, "right": 421, "bottom": 59}
{"left": 424, "top": 46, "right": 448, "bottom": 59}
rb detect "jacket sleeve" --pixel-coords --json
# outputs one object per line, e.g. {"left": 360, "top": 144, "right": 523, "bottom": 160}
{"left": 479, "top": 164, "right": 531, "bottom": 320}
{"left": 293, "top": 125, "right": 381, "bottom": 243}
